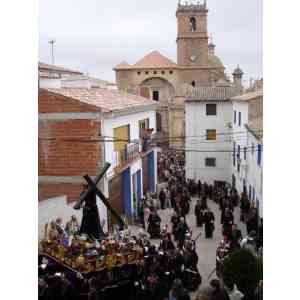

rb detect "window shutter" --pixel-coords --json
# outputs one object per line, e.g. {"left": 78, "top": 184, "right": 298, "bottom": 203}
{"left": 257, "top": 144, "right": 262, "bottom": 166}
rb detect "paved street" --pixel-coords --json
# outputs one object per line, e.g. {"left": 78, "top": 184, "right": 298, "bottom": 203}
{"left": 130, "top": 195, "right": 247, "bottom": 295}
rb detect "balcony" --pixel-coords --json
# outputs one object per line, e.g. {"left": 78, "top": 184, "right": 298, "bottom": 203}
{"left": 111, "top": 130, "right": 156, "bottom": 171}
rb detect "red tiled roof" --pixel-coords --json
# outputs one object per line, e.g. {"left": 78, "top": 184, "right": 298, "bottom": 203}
{"left": 133, "top": 51, "right": 177, "bottom": 69}
{"left": 46, "top": 88, "right": 158, "bottom": 113}
{"left": 39, "top": 62, "right": 83, "bottom": 75}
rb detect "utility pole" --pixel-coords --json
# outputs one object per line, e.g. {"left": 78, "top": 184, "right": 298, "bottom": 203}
{"left": 49, "top": 39, "right": 56, "bottom": 65}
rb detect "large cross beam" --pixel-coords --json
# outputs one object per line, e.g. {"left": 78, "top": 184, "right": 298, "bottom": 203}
{"left": 73, "top": 162, "right": 125, "bottom": 230}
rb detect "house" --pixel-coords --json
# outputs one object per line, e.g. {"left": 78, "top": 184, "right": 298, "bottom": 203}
{"left": 185, "top": 81, "right": 241, "bottom": 184}
{"left": 38, "top": 77, "right": 158, "bottom": 239}
{"left": 231, "top": 90, "right": 263, "bottom": 217}
{"left": 185, "top": 80, "right": 263, "bottom": 218}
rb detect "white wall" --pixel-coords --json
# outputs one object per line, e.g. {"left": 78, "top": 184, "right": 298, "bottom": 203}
{"left": 185, "top": 101, "right": 233, "bottom": 184}
{"left": 102, "top": 109, "right": 157, "bottom": 217}
{"left": 38, "top": 196, "right": 81, "bottom": 241}
{"left": 246, "top": 131, "right": 263, "bottom": 217}
{"left": 38, "top": 195, "right": 109, "bottom": 241}
{"left": 231, "top": 101, "right": 249, "bottom": 193}
{"left": 39, "top": 77, "right": 62, "bottom": 89}
{"left": 102, "top": 109, "right": 156, "bottom": 175}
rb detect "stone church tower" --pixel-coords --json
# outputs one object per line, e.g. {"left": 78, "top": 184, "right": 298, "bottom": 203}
{"left": 114, "top": 1, "right": 230, "bottom": 148}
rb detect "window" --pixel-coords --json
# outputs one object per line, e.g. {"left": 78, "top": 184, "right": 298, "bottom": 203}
{"left": 249, "top": 185, "right": 252, "bottom": 199}
{"left": 113, "top": 125, "right": 130, "bottom": 151}
{"left": 205, "top": 158, "right": 216, "bottom": 167}
{"left": 233, "top": 142, "right": 236, "bottom": 166}
{"left": 206, "top": 129, "right": 216, "bottom": 140}
{"left": 189, "top": 16, "right": 197, "bottom": 32}
{"left": 257, "top": 144, "right": 262, "bottom": 166}
{"left": 152, "top": 90, "right": 160, "bottom": 101}
{"left": 145, "top": 71, "right": 149, "bottom": 75}
{"left": 238, "top": 112, "right": 241, "bottom": 126}
{"left": 206, "top": 104, "right": 217, "bottom": 116}
{"left": 153, "top": 70, "right": 157, "bottom": 74}
{"left": 237, "top": 145, "right": 241, "bottom": 159}
{"left": 251, "top": 143, "right": 255, "bottom": 155}
{"left": 139, "top": 118, "right": 150, "bottom": 137}
{"left": 191, "top": 81, "right": 196, "bottom": 87}
{"left": 169, "top": 70, "right": 173, "bottom": 74}
{"left": 234, "top": 111, "right": 237, "bottom": 124}
{"left": 244, "top": 147, "right": 247, "bottom": 160}
{"left": 137, "top": 71, "right": 141, "bottom": 75}
{"left": 161, "top": 70, "right": 165, "bottom": 75}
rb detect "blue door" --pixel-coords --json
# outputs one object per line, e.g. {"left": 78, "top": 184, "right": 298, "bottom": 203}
{"left": 122, "top": 168, "right": 132, "bottom": 217}
{"left": 147, "top": 151, "right": 155, "bottom": 193}
{"left": 137, "top": 169, "right": 142, "bottom": 202}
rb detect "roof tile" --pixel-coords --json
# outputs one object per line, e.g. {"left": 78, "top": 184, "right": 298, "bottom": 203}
{"left": 46, "top": 88, "right": 158, "bottom": 113}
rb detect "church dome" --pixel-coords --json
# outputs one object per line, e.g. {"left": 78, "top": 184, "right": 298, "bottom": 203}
{"left": 208, "top": 55, "right": 224, "bottom": 69}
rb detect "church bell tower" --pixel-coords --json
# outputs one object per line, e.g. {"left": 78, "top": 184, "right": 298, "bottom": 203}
{"left": 176, "top": 0, "right": 209, "bottom": 67}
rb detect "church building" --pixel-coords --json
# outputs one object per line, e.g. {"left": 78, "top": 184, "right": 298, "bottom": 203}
{"left": 114, "top": 1, "right": 232, "bottom": 147}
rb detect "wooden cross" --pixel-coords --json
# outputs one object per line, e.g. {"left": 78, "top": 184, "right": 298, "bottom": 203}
{"left": 73, "top": 162, "right": 125, "bottom": 230}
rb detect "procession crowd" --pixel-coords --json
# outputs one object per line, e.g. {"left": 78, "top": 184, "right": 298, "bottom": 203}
{"left": 39, "top": 150, "right": 263, "bottom": 300}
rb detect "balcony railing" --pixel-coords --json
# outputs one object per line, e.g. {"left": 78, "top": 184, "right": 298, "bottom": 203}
{"left": 112, "top": 143, "right": 140, "bottom": 169}
{"left": 112, "top": 132, "right": 156, "bottom": 169}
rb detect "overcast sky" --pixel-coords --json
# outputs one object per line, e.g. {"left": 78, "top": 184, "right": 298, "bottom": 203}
{"left": 39, "top": 0, "right": 262, "bottom": 84}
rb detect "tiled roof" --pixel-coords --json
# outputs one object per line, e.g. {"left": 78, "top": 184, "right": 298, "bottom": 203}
{"left": 133, "top": 51, "right": 177, "bottom": 69}
{"left": 114, "top": 61, "right": 131, "bottom": 70}
{"left": 231, "top": 90, "right": 263, "bottom": 102}
{"left": 39, "top": 62, "right": 83, "bottom": 75}
{"left": 46, "top": 88, "right": 158, "bottom": 113}
{"left": 186, "top": 86, "right": 240, "bottom": 102}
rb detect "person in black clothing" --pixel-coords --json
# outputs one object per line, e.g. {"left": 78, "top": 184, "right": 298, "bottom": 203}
{"left": 204, "top": 208, "right": 215, "bottom": 239}
{"left": 169, "top": 279, "right": 191, "bottom": 300}
{"left": 159, "top": 189, "right": 166, "bottom": 210}
{"left": 171, "top": 212, "right": 180, "bottom": 239}
{"left": 161, "top": 233, "right": 175, "bottom": 251}
{"left": 209, "top": 279, "right": 230, "bottom": 300}
{"left": 194, "top": 200, "right": 204, "bottom": 227}
{"left": 175, "top": 217, "right": 189, "bottom": 248}
{"left": 197, "top": 180, "right": 202, "bottom": 197}
{"left": 148, "top": 208, "right": 161, "bottom": 239}
{"left": 221, "top": 208, "right": 234, "bottom": 237}
{"left": 79, "top": 184, "right": 105, "bottom": 240}
{"left": 229, "top": 224, "right": 242, "bottom": 250}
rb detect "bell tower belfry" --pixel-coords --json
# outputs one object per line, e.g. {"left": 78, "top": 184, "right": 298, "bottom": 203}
{"left": 176, "top": 1, "right": 209, "bottom": 68}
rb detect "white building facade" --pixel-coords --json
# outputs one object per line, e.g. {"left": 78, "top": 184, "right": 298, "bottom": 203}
{"left": 185, "top": 85, "right": 240, "bottom": 184}
{"left": 185, "top": 86, "right": 263, "bottom": 217}
{"left": 38, "top": 74, "right": 158, "bottom": 237}
{"left": 231, "top": 92, "right": 263, "bottom": 217}
{"left": 101, "top": 105, "right": 158, "bottom": 224}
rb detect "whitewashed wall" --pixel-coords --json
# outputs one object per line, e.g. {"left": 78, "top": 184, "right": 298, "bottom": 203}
{"left": 231, "top": 101, "right": 249, "bottom": 193}
{"left": 102, "top": 109, "right": 157, "bottom": 215}
{"left": 38, "top": 196, "right": 107, "bottom": 240}
{"left": 102, "top": 110, "right": 156, "bottom": 175}
{"left": 38, "top": 195, "right": 109, "bottom": 241}
{"left": 185, "top": 101, "right": 233, "bottom": 184}
{"left": 246, "top": 131, "right": 263, "bottom": 217}
{"left": 38, "top": 196, "right": 81, "bottom": 241}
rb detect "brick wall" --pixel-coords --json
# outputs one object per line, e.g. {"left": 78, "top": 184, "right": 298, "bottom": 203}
{"left": 39, "top": 183, "right": 83, "bottom": 203}
{"left": 39, "top": 119, "right": 101, "bottom": 176}
{"left": 38, "top": 89, "right": 102, "bottom": 202}
{"left": 39, "top": 89, "right": 99, "bottom": 113}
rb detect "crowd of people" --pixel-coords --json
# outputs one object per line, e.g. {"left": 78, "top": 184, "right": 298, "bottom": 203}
{"left": 39, "top": 150, "right": 263, "bottom": 300}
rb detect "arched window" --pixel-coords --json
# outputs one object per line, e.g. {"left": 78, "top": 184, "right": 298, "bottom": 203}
{"left": 189, "top": 17, "right": 197, "bottom": 32}
{"left": 191, "top": 81, "right": 196, "bottom": 87}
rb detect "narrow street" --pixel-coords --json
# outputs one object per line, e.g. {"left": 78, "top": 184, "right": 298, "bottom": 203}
{"left": 130, "top": 194, "right": 247, "bottom": 290}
